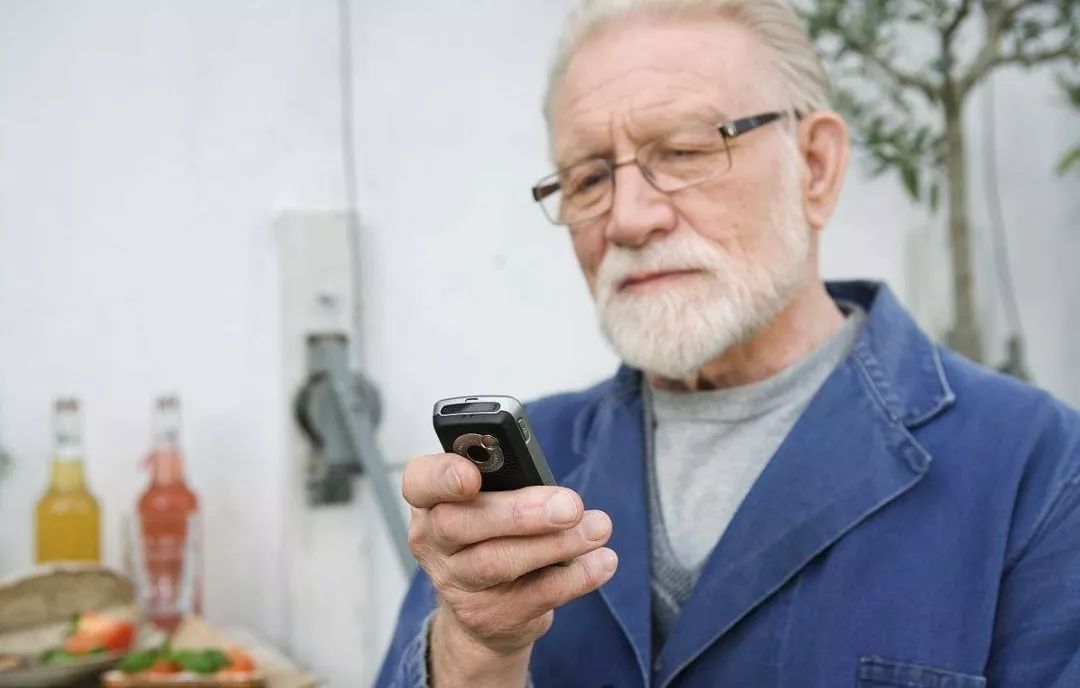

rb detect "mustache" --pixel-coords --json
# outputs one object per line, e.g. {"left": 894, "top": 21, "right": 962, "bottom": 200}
{"left": 596, "top": 236, "right": 729, "bottom": 294}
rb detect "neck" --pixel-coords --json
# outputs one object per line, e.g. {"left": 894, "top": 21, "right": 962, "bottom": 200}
{"left": 647, "top": 277, "right": 844, "bottom": 391}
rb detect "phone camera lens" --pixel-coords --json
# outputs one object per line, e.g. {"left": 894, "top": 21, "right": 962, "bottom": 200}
{"left": 452, "top": 433, "right": 504, "bottom": 473}
{"left": 466, "top": 445, "right": 490, "bottom": 463}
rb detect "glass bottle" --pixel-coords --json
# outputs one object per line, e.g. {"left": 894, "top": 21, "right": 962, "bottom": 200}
{"left": 35, "top": 398, "right": 101, "bottom": 563}
{"left": 136, "top": 395, "right": 201, "bottom": 631}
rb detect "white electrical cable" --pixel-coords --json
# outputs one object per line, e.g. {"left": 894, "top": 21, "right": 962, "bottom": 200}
{"left": 337, "top": 0, "right": 366, "bottom": 368}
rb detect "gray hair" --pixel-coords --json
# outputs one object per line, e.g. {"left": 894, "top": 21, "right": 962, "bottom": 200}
{"left": 543, "top": 0, "right": 831, "bottom": 124}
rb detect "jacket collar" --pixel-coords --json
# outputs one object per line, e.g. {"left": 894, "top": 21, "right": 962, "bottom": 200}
{"left": 564, "top": 281, "right": 956, "bottom": 686}
{"left": 827, "top": 281, "right": 955, "bottom": 427}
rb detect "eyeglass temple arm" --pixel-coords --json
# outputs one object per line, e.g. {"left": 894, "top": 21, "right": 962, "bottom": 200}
{"left": 532, "top": 180, "right": 560, "bottom": 202}
{"left": 720, "top": 109, "right": 805, "bottom": 138}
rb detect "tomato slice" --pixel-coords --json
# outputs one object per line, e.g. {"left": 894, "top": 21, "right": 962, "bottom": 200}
{"left": 62, "top": 633, "right": 101, "bottom": 656}
{"left": 64, "top": 613, "right": 137, "bottom": 654}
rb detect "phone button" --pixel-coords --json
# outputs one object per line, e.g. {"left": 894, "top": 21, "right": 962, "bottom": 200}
{"left": 517, "top": 418, "right": 531, "bottom": 442}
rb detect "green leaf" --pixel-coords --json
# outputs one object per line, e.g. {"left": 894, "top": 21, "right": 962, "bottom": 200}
{"left": 173, "top": 649, "right": 229, "bottom": 675}
{"left": 1020, "top": 19, "right": 1044, "bottom": 39}
{"left": 40, "top": 648, "right": 76, "bottom": 664}
{"left": 901, "top": 164, "right": 921, "bottom": 200}
{"left": 1058, "top": 145, "right": 1080, "bottom": 174}
{"left": 119, "top": 649, "right": 160, "bottom": 673}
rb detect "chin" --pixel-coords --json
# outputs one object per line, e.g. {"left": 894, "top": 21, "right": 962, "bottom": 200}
{"left": 599, "top": 276, "right": 765, "bottom": 379}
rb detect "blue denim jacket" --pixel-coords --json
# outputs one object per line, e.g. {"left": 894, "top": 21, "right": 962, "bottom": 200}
{"left": 376, "top": 281, "right": 1080, "bottom": 687}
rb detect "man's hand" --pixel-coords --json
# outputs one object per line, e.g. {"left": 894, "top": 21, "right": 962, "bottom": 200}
{"left": 402, "top": 452, "right": 617, "bottom": 687}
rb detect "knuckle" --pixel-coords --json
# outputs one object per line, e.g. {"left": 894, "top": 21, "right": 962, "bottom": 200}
{"left": 470, "top": 547, "right": 512, "bottom": 587}
{"left": 509, "top": 497, "right": 531, "bottom": 528}
{"left": 533, "top": 571, "right": 567, "bottom": 608}
{"left": 428, "top": 504, "right": 458, "bottom": 545}
{"left": 577, "top": 557, "right": 600, "bottom": 589}
{"left": 407, "top": 521, "right": 427, "bottom": 558}
{"left": 401, "top": 460, "right": 425, "bottom": 501}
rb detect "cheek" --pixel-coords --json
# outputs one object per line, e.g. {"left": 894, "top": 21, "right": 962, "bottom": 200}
{"left": 571, "top": 226, "right": 606, "bottom": 290}
{"left": 672, "top": 183, "right": 754, "bottom": 256}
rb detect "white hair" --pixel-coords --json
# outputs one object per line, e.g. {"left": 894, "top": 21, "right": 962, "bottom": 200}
{"left": 543, "top": 0, "right": 831, "bottom": 124}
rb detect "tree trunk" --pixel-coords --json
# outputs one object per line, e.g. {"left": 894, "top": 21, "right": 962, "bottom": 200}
{"left": 942, "top": 93, "right": 984, "bottom": 362}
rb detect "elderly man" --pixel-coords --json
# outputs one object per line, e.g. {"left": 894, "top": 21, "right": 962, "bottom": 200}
{"left": 376, "top": 1, "right": 1080, "bottom": 686}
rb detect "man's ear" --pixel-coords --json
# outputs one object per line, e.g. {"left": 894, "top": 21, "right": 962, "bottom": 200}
{"left": 797, "top": 111, "right": 850, "bottom": 231}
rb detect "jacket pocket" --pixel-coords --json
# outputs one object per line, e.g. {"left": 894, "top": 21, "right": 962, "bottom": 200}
{"left": 858, "top": 656, "right": 986, "bottom": 688}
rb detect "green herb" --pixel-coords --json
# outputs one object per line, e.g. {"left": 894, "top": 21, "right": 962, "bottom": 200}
{"left": 119, "top": 649, "right": 159, "bottom": 673}
{"left": 172, "top": 649, "right": 228, "bottom": 674}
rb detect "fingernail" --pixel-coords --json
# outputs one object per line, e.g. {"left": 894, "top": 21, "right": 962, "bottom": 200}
{"left": 581, "top": 512, "right": 610, "bottom": 541}
{"left": 599, "top": 548, "right": 618, "bottom": 573}
{"left": 443, "top": 466, "right": 462, "bottom": 495}
{"left": 545, "top": 492, "right": 578, "bottom": 524}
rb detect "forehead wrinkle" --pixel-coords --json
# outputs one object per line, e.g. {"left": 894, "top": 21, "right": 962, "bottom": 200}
{"left": 560, "top": 65, "right": 707, "bottom": 116}
{"left": 556, "top": 69, "right": 731, "bottom": 166}
{"left": 623, "top": 91, "right": 728, "bottom": 139}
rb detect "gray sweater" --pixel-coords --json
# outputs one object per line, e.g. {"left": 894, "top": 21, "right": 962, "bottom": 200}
{"left": 645, "top": 305, "right": 865, "bottom": 651}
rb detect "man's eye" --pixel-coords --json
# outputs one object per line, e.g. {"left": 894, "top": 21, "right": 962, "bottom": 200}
{"left": 568, "top": 170, "right": 609, "bottom": 195}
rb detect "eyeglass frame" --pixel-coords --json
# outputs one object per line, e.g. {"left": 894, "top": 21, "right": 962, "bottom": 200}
{"left": 531, "top": 109, "right": 801, "bottom": 226}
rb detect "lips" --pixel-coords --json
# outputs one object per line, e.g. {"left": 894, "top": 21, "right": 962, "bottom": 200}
{"left": 618, "top": 268, "right": 704, "bottom": 291}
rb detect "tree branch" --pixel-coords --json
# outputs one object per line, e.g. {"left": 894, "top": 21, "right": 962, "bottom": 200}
{"left": 943, "top": 0, "right": 973, "bottom": 45}
{"left": 994, "top": 41, "right": 1080, "bottom": 68}
{"left": 832, "top": 23, "right": 939, "bottom": 102}
{"left": 959, "top": 0, "right": 1029, "bottom": 94}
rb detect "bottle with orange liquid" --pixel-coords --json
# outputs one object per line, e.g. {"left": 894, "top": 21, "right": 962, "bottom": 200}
{"left": 35, "top": 398, "right": 101, "bottom": 563}
{"left": 136, "top": 395, "right": 201, "bottom": 632}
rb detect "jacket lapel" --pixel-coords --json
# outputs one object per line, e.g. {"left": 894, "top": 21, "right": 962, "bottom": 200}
{"left": 563, "top": 373, "right": 653, "bottom": 686}
{"left": 655, "top": 282, "right": 955, "bottom": 687}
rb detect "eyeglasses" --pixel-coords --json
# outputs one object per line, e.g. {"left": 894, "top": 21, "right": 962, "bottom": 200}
{"left": 531, "top": 110, "right": 794, "bottom": 226}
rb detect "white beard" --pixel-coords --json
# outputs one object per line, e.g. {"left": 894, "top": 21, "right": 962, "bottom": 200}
{"left": 594, "top": 150, "right": 810, "bottom": 381}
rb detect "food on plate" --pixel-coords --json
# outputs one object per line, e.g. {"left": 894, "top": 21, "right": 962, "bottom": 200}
{"left": 35, "top": 611, "right": 137, "bottom": 664}
{"left": 116, "top": 644, "right": 257, "bottom": 677}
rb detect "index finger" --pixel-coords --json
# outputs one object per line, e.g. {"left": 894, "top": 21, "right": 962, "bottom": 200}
{"left": 401, "top": 453, "right": 482, "bottom": 509}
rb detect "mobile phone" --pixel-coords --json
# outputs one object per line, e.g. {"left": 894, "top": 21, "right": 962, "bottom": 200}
{"left": 433, "top": 395, "right": 556, "bottom": 491}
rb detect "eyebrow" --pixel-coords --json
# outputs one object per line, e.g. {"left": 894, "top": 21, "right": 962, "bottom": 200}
{"left": 554, "top": 103, "right": 731, "bottom": 169}
{"left": 555, "top": 148, "right": 610, "bottom": 171}
{"left": 554, "top": 133, "right": 615, "bottom": 170}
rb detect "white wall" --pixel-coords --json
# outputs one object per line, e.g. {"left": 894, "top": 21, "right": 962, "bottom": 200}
{"left": 1, "top": 1, "right": 1077, "bottom": 686}
{"left": 0, "top": 0, "right": 346, "bottom": 659}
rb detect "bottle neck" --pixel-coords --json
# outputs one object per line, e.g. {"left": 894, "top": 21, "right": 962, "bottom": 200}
{"left": 148, "top": 445, "right": 185, "bottom": 486}
{"left": 50, "top": 455, "right": 87, "bottom": 491}
{"left": 50, "top": 401, "right": 87, "bottom": 491}
{"left": 148, "top": 398, "right": 185, "bottom": 485}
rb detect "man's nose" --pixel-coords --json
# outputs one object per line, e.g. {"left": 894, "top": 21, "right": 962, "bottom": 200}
{"left": 604, "top": 160, "right": 677, "bottom": 248}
